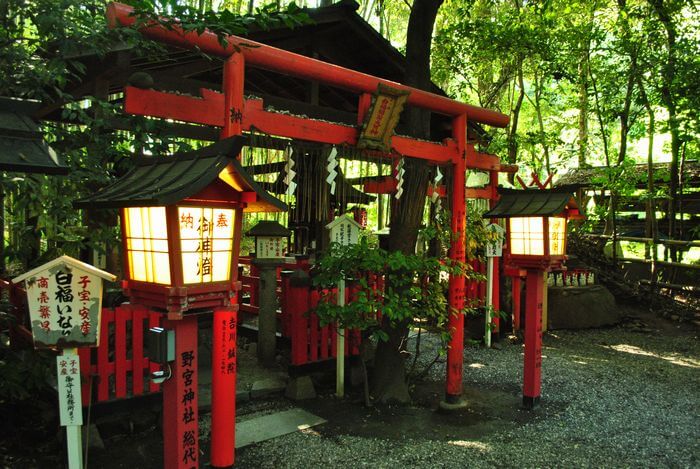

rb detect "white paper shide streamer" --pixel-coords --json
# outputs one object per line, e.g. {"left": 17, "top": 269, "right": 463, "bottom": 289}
{"left": 326, "top": 146, "right": 338, "bottom": 195}
{"left": 430, "top": 166, "right": 443, "bottom": 216}
{"left": 283, "top": 145, "right": 296, "bottom": 196}
{"left": 395, "top": 157, "right": 405, "bottom": 200}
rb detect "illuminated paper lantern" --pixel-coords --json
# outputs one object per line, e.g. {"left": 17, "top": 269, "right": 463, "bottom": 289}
{"left": 75, "top": 137, "right": 286, "bottom": 319}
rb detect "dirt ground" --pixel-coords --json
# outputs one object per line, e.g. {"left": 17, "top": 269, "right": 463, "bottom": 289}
{"left": 2, "top": 306, "right": 697, "bottom": 468}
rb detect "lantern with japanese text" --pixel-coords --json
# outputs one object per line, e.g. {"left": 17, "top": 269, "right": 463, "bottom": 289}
{"left": 484, "top": 188, "right": 582, "bottom": 409}
{"left": 75, "top": 137, "right": 286, "bottom": 319}
{"left": 246, "top": 220, "right": 291, "bottom": 259}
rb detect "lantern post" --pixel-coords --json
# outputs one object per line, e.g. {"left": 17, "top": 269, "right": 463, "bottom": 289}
{"left": 484, "top": 188, "right": 582, "bottom": 409}
{"left": 74, "top": 137, "right": 286, "bottom": 469}
{"left": 246, "top": 220, "right": 291, "bottom": 367}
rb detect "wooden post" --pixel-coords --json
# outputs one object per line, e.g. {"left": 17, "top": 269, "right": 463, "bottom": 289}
{"left": 485, "top": 256, "right": 494, "bottom": 348}
{"left": 444, "top": 114, "right": 467, "bottom": 405}
{"left": 211, "top": 306, "right": 237, "bottom": 468}
{"left": 162, "top": 315, "right": 199, "bottom": 469}
{"left": 336, "top": 279, "right": 345, "bottom": 397}
{"left": 512, "top": 276, "right": 521, "bottom": 332}
{"left": 210, "top": 51, "right": 244, "bottom": 469}
{"left": 523, "top": 269, "right": 544, "bottom": 409}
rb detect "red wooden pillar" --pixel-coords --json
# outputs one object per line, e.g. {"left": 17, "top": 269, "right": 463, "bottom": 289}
{"left": 210, "top": 52, "right": 244, "bottom": 468}
{"left": 512, "top": 276, "right": 521, "bottom": 332}
{"left": 445, "top": 114, "right": 467, "bottom": 404}
{"left": 523, "top": 269, "right": 544, "bottom": 409}
{"left": 211, "top": 306, "right": 237, "bottom": 467}
{"left": 162, "top": 315, "right": 199, "bottom": 469}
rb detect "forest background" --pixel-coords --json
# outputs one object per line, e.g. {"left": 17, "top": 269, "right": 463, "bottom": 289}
{"left": 0, "top": 0, "right": 697, "bottom": 272}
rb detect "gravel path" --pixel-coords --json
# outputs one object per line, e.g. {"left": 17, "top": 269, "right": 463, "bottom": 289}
{"left": 236, "top": 323, "right": 699, "bottom": 468}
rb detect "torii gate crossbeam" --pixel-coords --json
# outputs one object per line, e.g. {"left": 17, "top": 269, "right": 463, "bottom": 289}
{"left": 105, "top": 3, "right": 509, "bottom": 467}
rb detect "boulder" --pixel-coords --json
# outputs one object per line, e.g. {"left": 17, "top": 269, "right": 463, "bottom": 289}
{"left": 548, "top": 285, "right": 620, "bottom": 329}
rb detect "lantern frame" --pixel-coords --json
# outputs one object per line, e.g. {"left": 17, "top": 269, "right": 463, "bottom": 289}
{"left": 75, "top": 136, "right": 286, "bottom": 319}
{"left": 484, "top": 188, "right": 583, "bottom": 271}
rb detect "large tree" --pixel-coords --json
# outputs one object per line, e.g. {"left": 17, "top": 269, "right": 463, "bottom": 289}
{"left": 372, "top": 0, "right": 444, "bottom": 403}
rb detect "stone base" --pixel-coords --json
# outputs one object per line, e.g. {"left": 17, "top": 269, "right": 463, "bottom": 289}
{"left": 522, "top": 395, "right": 540, "bottom": 410}
{"left": 285, "top": 376, "right": 317, "bottom": 400}
{"left": 548, "top": 285, "right": 620, "bottom": 329}
{"left": 438, "top": 395, "right": 468, "bottom": 412}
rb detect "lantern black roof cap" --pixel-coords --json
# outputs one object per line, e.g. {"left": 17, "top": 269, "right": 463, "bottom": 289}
{"left": 74, "top": 135, "right": 286, "bottom": 212}
{"left": 0, "top": 96, "right": 68, "bottom": 174}
{"left": 483, "top": 187, "right": 580, "bottom": 218}
{"left": 246, "top": 220, "right": 291, "bottom": 237}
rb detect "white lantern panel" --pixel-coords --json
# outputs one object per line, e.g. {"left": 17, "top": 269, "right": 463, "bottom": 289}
{"left": 548, "top": 217, "right": 566, "bottom": 255}
{"left": 124, "top": 207, "right": 171, "bottom": 284}
{"left": 179, "top": 207, "right": 235, "bottom": 284}
{"left": 256, "top": 236, "right": 286, "bottom": 259}
{"left": 509, "top": 217, "right": 544, "bottom": 256}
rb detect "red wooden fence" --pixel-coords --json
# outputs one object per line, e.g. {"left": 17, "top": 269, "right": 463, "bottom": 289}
{"left": 78, "top": 304, "right": 163, "bottom": 405}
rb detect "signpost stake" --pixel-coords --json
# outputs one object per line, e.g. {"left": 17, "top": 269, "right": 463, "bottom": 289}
{"left": 485, "top": 256, "right": 494, "bottom": 348}
{"left": 60, "top": 348, "right": 83, "bottom": 469}
{"left": 336, "top": 279, "right": 345, "bottom": 398}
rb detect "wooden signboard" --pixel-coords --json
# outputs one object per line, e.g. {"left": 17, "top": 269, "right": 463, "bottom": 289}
{"left": 358, "top": 84, "right": 410, "bottom": 152}
{"left": 13, "top": 255, "right": 116, "bottom": 349}
{"left": 326, "top": 215, "right": 362, "bottom": 247}
{"left": 485, "top": 223, "right": 506, "bottom": 257}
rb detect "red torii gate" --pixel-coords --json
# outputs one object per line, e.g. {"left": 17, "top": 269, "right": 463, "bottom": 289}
{"left": 106, "top": 3, "right": 509, "bottom": 467}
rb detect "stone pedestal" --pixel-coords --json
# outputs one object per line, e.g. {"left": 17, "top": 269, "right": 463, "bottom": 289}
{"left": 252, "top": 258, "right": 284, "bottom": 368}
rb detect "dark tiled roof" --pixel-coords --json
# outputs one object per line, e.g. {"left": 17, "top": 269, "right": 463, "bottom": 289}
{"left": 246, "top": 220, "right": 291, "bottom": 237}
{"left": 0, "top": 97, "right": 67, "bottom": 174}
{"left": 484, "top": 188, "right": 579, "bottom": 218}
{"left": 74, "top": 136, "right": 286, "bottom": 212}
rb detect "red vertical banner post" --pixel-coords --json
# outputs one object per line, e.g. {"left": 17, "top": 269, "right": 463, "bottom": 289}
{"left": 162, "top": 315, "right": 199, "bottom": 469}
{"left": 444, "top": 113, "right": 467, "bottom": 406}
{"left": 210, "top": 52, "right": 244, "bottom": 469}
{"left": 211, "top": 306, "right": 237, "bottom": 467}
{"left": 523, "top": 269, "right": 544, "bottom": 409}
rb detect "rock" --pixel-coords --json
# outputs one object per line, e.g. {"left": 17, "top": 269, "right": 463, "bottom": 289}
{"left": 285, "top": 376, "right": 317, "bottom": 400}
{"left": 548, "top": 285, "right": 620, "bottom": 330}
{"left": 83, "top": 423, "right": 105, "bottom": 450}
{"left": 251, "top": 377, "right": 286, "bottom": 398}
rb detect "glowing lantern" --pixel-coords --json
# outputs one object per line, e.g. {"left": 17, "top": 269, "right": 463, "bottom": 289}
{"left": 484, "top": 188, "right": 582, "bottom": 409}
{"left": 75, "top": 137, "right": 286, "bottom": 319}
{"left": 246, "top": 220, "right": 291, "bottom": 259}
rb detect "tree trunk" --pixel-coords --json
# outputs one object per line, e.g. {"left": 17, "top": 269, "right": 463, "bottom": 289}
{"left": 649, "top": 0, "right": 679, "bottom": 255}
{"left": 577, "top": 48, "right": 589, "bottom": 168}
{"left": 374, "top": 0, "right": 443, "bottom": 404}
{"left": 507, "top": 58, "right": 525, "bottom": 165}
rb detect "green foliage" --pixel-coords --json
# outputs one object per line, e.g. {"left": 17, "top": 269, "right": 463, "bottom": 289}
{"left": 0, "top": 308, "right": 53, "bottom": 403}
{"left": 312, "top": 234, "right": 480, "bottom": 344}
{"left": 130, "top": 0, "right": 312, "bottom": 50}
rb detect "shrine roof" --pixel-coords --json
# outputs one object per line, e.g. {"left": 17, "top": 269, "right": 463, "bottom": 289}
{"left": 74, "top": 136, "right": 286, "bottom": 212}
{"left": 483, "top": 188, "right": 580, "bottom": 218}
{"left": 0, "top": 97, "right": 68, "bottom": 174}
{"left": 246, "top": 220, "right": 291, "bottom": 237}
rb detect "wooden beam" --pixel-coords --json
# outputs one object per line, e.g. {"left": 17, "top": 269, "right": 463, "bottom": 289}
{"left": 123, "top": 87, "right": 460, "bottom": 163}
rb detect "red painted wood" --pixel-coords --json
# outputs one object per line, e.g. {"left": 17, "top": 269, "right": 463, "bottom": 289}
{"left": 125, "top": 86, "right": 224, "bottom": 127}
{"left": 148, "top": 312, "right": 161, "bottom": 393}
{"left": 97, "top": 308, "right": 113, "bottom": 402}
{"left": 131, "top": 305, "right": 146, "bottom": 396}
{"left": 330, "top": 322, "right": 337, "bottom": 358}
{"left": 78, "top": 348, "right": 92, "bottom": 406}
{"left": 309, "top": 290, "right": 320, "bottom": 362}
{"left": 211, "top": 306, "right": 237, "bottom": 468}
{"left": 162, "top": 315, "right": 199, "bottom": 469}
{"left": 512, "top": 277, "right": 521, "bottom": 331}
{"left": 320, "top": 322, "right": 329, "bottom": 360}
{"left": 289, "top": 280, "right": 310, "bottom": 366}
{"left": 115, "top": 305, "right": 128, "bottom": 399}
{"left": 523, "top": 269, "right": 544, "bottom": 401}
{"left": 107, "top": 2, "right": 509, "bottom": 126}
{"left": 446, "top": 114, "right": 467, "bottom": 400}
{"left": 492, "top": 256, "right": 500, "bottom": 333}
